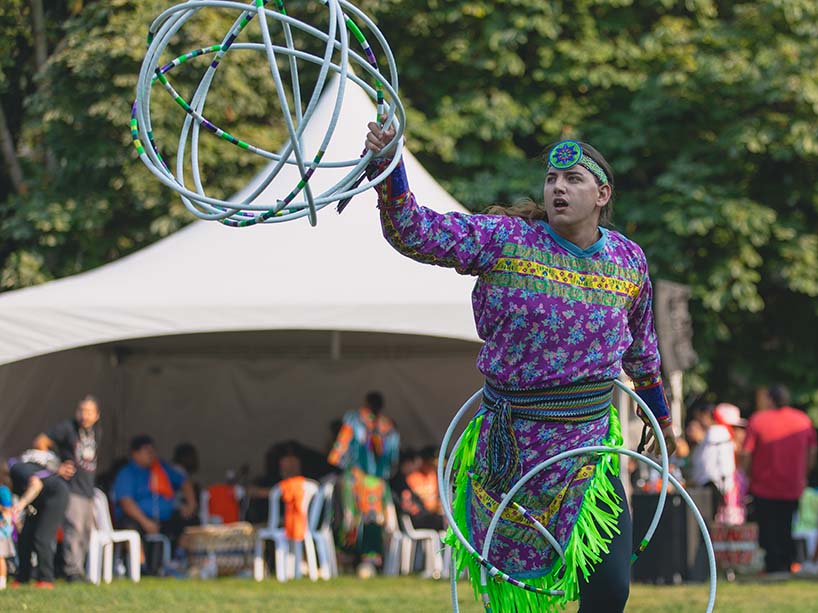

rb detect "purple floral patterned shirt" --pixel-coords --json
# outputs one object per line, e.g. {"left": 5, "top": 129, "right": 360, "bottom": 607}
{"left": 373, "top": 158, "right": 670, "bottom": 421}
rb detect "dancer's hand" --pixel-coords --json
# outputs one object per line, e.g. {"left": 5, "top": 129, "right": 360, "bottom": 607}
{"left": 364, "top": 118, "right": 397, "bottom": 157}
{"left": 645, "top": 423, "right": 677, "bottom": 457}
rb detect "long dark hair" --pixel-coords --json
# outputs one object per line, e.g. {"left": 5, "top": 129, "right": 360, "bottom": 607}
{"left": 485, "top": 141, "right": 616, "bottom": 226}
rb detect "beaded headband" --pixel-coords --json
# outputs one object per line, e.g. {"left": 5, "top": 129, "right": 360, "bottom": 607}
{"left": 547, "top": 140, "right": 609, "bottom": 186}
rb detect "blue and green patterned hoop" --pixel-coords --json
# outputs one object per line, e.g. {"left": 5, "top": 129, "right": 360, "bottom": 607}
{"left": 132, "top": 0, "right": 405, "bottom": 227}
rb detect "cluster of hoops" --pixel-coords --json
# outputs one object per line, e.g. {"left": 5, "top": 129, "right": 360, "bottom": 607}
{"left": 132, "top": 0, "right": 405, "bottom": 227}
{"left": 438, "top": 380, "right": 717, "bottom": 612}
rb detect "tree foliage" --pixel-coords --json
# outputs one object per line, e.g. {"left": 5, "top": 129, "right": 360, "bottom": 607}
{"left": 1, "top": 0, "right": 286, "bottom": 286}
{"left": 1, "top": 0, "right": 817, "bottom": 414}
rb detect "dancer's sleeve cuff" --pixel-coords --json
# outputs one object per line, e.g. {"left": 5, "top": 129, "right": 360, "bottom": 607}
{"left": 367, "top": 156, "right": 410, "bottom": 207}
{"left": 632, "top": 374, "right": 672, "bottom": 428}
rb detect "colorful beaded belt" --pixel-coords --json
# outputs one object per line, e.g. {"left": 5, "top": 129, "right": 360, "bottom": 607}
{"left": 480, "top": 380, "right": 614, "bottom": 491}
{"left": 482, "top": 380, "right": 614, "bottom": 423}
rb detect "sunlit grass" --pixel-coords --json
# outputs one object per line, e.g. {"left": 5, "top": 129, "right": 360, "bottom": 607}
{"left": 2, "top": 575, "right": 818, "bottom": 612}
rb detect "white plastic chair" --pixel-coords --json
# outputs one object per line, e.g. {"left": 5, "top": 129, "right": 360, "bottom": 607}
{"left": 199, "top": 490, "right": 216, "bottom": 525}
{"left": 794, "top": 488, "right": 818, "bottom": 565}
{"left": 310, "top": 478, "right": 338, "bottom": 580}
{"left": 382, "top": 500, "right": 404, "bottom": 576}
{"left": 399, "top": 513, "right": 443, "bottom": 578}
{"left": 87, "top": 489, "right": 140, "bottom": 585}
{"left": 253, "top": 479, "right": 320, "bottom": 582}
{"left": 795, "top": 529, "right": 818, "bottom": 562}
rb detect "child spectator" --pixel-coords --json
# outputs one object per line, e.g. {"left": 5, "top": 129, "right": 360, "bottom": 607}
{"left": 0, "top": 458, "right": 15, "bottom": 590}
{"left": 8, "top": 450, "right": 70, "bottom": 588}
{"left": 711, "top": 403, "right": 748, "bottom": 525}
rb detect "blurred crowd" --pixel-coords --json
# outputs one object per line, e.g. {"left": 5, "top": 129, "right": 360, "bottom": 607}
{"left": 3, "top": 383, "right": 817, "bottom": 588}
{"left": 629, "top": 384, "right": 818, "bottom": 577}
{"left": 0, "top": 390, "right": 449, "bottom": 587}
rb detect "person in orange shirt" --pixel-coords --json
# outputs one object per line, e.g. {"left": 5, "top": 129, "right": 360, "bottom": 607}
{"left": 402, "top": 446, "right": 445, "bottom": 531}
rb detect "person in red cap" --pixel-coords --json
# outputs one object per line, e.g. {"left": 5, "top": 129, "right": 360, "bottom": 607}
{"left": 690, "top": 403, "right": 745, "bottom": 520}
{"left": 741, "top": 385, "right": 817, "bottom": 575}
{"left": 712, "top": 403, "right": 748, "bottom": 525}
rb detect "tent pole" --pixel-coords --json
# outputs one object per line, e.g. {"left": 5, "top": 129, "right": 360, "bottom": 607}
{"left": 110, "top": 348, "right": 127, "bottom": 460}
{"left": 330, "top": 330, "right": 341, "bottom": 360}
{"left": 669, "top": 369, "right": 683, "bottom": 430}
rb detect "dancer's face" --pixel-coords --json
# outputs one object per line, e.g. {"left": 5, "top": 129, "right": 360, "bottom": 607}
{"left": 542, "top": 165, "right": 610, "bottom": 235}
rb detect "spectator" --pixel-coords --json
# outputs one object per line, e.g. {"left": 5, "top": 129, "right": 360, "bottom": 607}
{"left": 245, "top": 440, "right": 307, "bottom": 524}
{"left": 8, "top": 450, "right": 70, "bottom": 588}
{"left": 277, "top": 442, "right": 303, "bottom": 481}
{"left": 32, "top": 394, "right": 101, "bottom": 582}
{"left": 112, "top": 435, "right": 197, "bottom": 573}
{"left": 0, "top": 458, "right": 15, "bottom": 590}
{"left": 712, "top": 403, "right": 748, "bottom": 525}
{"left": 276, "top": 444, "right": 308, "bottom": 545}
{"left": 690, "top": 403, "right": 739, "bottom": 520}
{"left": 741, "top": 384, "right": 818, "bottom": 575}
{"left": 390, "top": 448, "right": 419, "bottom": 499}
{"left": 684, "top": 403, "right": 710, "bottom": 452}
{"left": 171, "top": 442, "right": 201, "bottom": 515}
{"left": 171, "top": 442, "right": 199, "bottom": 482}
{"left": 403, "top": 446, "right": 444, "bottom": 530}
{"left": 328, "top": 391, "right": 399, "bottom": 578}
{"left": 244, "top": 445, "right": 281, "bottom": 524}
{"left": 754, "top": 386, "right": 774, "bottom": 413}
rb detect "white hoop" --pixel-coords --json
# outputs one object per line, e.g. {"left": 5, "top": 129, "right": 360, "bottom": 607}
{"left": 132, "top": 0, "right": 404, "bottom": 227}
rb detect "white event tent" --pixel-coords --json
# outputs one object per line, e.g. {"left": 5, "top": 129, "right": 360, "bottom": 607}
{"left": 0, "top": 77, "right": 485, "bottom": 482}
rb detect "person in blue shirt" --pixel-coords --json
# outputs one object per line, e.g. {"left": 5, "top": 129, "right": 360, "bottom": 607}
{"left": 112, "top": 435, "right": 197, "bottom": 573}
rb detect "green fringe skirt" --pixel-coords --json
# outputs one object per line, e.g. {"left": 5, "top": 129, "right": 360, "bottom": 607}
{"left": 444, "top": 402, "right": 624, "bottom": 612}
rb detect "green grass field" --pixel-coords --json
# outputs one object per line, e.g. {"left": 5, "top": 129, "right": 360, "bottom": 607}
{"left": 1, "top": 576, "right": 817, "bottom": 612}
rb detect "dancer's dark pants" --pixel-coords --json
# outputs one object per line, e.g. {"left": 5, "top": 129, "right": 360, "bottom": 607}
{"left": 577, "top": 475, "right": 632, "bottom": 613}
